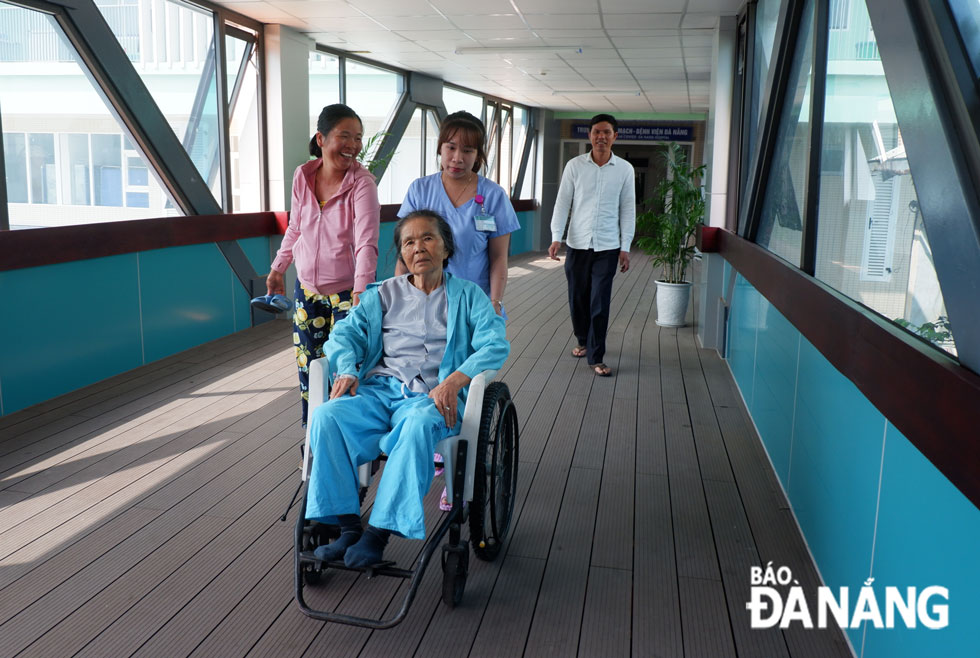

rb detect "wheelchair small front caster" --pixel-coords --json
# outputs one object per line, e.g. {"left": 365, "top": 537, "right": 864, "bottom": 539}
{"left": 441, "top": 543, "right": 469, "bottom": 608}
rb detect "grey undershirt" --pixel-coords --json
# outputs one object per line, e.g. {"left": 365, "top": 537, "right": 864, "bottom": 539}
{"left": 366, "top": 274, "right": 448, "bottom": 393}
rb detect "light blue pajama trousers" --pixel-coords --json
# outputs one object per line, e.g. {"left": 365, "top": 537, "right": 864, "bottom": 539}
{"left": 305, "top": 375, "right": 463, "bottom": 539}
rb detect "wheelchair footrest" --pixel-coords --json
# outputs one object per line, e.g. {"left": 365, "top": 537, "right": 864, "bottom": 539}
{"left": 299, "top": 551, "right": 414, "bottom": 579}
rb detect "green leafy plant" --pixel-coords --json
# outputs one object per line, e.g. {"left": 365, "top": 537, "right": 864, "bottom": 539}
{"left": 358, "top": 131, "right": 395, "bottom": 175}
{"left": 635, "top": 142, "right": 707, "bottom": 284}
{"left": 895, "top": 315, "right": 953, "bottom": 347}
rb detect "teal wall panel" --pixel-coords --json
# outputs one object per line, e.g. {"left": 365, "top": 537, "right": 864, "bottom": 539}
{"left": 721, "top": 264, "right": 978, "bottom": 657}
{"left": 0, "top": 254, "right": 143, "bottom": 414}
{"left": 863, "top": 424, "right": 980, "bottom": 658}
{"left": 236, "top": 236, "right": 274, "bottom": 331}
{"left": 378, "top": 222, "right": 398, "bottom": 280}
{"left": 510, "top": 210, "right": 535, "bottom": 256}
{"left": 727, "top": 273, "right": 759, "bottom": 407}
{"left": 139, "top": 243, "right": 237, "bottom": 364}
{"left": 792, "top": 336, "right": 886, "bottom": 649}
{"left": 752, "top": 300, "right": 799, "bottom": 483}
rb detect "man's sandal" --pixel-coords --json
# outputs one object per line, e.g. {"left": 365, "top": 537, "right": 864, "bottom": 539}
{"left": 593, "top": 363, "right": 612, "bottom": 377}
{"left": 571, "top": 345, "right": 587, "bottom": 358}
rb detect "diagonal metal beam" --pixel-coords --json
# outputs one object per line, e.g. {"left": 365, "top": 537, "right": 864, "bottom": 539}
{"left": 370, "top": 93, "right": 415, "bottom": 183}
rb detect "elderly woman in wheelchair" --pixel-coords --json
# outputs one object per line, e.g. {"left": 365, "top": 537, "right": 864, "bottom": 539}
{"left": 305, "top": 209, "right": 510, "bottom": 569}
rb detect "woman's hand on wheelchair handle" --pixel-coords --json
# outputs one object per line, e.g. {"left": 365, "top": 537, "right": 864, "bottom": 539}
{"left": 329, "top": 375, "right": 359, "bottom": 399}
{"left": 429, "top": 371, "right": 471, "bottom": 428}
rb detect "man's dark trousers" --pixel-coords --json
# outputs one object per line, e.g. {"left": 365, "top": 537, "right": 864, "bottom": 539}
{"left": 564, "top": 247, "right": 619, "bottom": 365}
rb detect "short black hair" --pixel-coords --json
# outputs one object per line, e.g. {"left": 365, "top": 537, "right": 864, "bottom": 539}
{"left": 309, "top": 104, "right": 363, "bottom": 157}
{"left": 589, "top": 113, "right": 618, "bottom": 133}
{"left": 394, "top": 210, "right": 456, "bottom": 269}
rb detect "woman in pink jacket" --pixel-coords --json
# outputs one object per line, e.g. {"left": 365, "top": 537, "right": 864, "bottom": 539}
{"left": 267, "top": 104, "right": 380, "bottom": 425}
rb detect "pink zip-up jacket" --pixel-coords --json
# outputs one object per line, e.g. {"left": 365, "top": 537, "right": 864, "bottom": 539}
{"left": 272, "top": 158, "right": 380, "bottom": 296}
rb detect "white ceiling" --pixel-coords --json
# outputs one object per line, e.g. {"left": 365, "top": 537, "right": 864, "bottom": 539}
{"left": 217, "top": 0, "right": 744, "bottom": 114}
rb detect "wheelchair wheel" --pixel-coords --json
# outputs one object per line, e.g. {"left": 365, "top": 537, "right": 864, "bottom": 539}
{"left": 302, "top": 521, "right": 338, "bottom": 585}
{"left": 441, "top": 546, "right": 469, "bottom": 608}
{"left": 469, "top": 382, "right": 519, "bottom": 561}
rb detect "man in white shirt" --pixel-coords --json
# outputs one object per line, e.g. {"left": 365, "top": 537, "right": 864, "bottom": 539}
{"left": 549, "top": 114, "right": 636, "bottom": 377}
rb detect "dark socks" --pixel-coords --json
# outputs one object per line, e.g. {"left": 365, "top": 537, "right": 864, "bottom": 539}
{"left": 313, "top": 514, "right": 362, "bottom": 562}
{"left": 344, "top": 525, "right": 391, "bottom": 568}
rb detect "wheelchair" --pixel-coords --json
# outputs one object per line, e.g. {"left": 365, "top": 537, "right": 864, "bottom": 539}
{"left": 292, "top": 358, "right": 519, "bottom": 629}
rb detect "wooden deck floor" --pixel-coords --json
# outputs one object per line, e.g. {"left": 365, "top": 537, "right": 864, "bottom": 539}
{"left": 0, "top": 251, "right": 852, "bottom": 658}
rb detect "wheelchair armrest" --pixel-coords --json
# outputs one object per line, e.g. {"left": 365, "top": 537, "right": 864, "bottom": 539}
{"left": 302, "top": 358, "right": 333, "bottom": 482}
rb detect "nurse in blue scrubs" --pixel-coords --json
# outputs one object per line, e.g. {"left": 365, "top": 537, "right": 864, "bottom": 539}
{"left": 397, "top": 111, "right": 520, "bottom": 319}
{"left": 397, "top": 110, "right": 520, "bottom": 510}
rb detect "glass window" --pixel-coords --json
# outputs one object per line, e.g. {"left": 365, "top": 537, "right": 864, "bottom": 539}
{"left": 485, "top": 103, "right": 499, "bottom": 182}
{"left": 28, "top": 133, "right": 56, "bottom": 205}
{"left": 742, "top": 0, "right": 784, "bottom": 205}
{"left": 92, "top": 133, "right": 122, "bottom": 207}
{"left": 500, "top": 106, "right": 513, "bottom": 192}
{"left": 4, "top": 132, "right": 28, "bottom": 203}
{"left": 948, "top": 0, "right": 980, "bottom": 78}
{"left": 309, "top": 50, "right": 341, "bottom": 137}
{"left": 345, "top": 60, "right": 404, "bottom": 150}
{"left": 228, "top": 33, "right": 262, "bottom": 212}
{"left": 815, "top": 0, "right": 956, "bottom": 356}
{"left": 1, "top": 3, "right": 179, "bottom": 228}
{"left": 755, "top": 0, "right": 813, "bottom": 265}
{"left": 444, "top": 86, "right": 484, "bottom": 121}
{"left": 376, "top": 107, "right": 422, "bottom": 205}
{"left": 96, "top": 0, "right": 222, "bottom": 207}
{"left": 511, "top": 106, "right": 529, "bottom": 196}
{"left": 424, "top": 109, "right": 441, "bottom": 177}
{"left": 829, "top": 0, "right": 850, "bottom": 30}
{"left": 519, "top": 141, "right": 536, "bottom": 200}
{"left": 64, "top": 133, "right": 91, "bottom": 205}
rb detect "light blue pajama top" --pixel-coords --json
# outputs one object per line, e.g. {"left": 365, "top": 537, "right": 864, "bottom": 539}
{"left": 366, "top": 276, "right": 448, "bottom": 393}
{"left": 323, "top": 272, "right": 510, "bottom": 407}
{"left": 397, "top": 173, "right": 521, "bottom": 296}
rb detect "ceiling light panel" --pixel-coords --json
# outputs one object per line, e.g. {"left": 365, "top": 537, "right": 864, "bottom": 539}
{"left": 275, "top": 1, "right": 364, "bottom": 19}
{"left": 688, "top": 0, "right": 742, "bottom": 11}
{"left": 601, "top": 12, "right": 682, "bottom": 29}
{"left": 511, "top": 0, "right": 599, "bottom": 12}
{"left": 601, "top": 0, "right": 687, "bottom": 12}
{"left": 681, "top": 14, "right": 720, "bottom": 28}
{"left": 377, "top": 16, "right": 453, "bottom": 30}
{"left": 393, "top": 29, "right": 471, "bottom": 40}
{"left": 351, "top": 0, "right": 437, "bottom": 14}
{"left": 449, "top": 14, "right": 529, "bottom": 30}
{"left": 462, "top": 29, "right": 541, "bottom": 40}
{"left": 522, "top": 14, "right": 602, "bottom": 29}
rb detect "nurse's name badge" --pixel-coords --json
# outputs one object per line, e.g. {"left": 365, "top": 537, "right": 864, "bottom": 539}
{"left": 473, "top": 194, "right": 497, "bottom": 232}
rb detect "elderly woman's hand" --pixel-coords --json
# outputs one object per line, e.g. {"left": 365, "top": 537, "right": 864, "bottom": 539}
{"left": 428, "top": 371, "right": 471, "bottom": 428}
{"left": 329, "top": 374, "right": 359, "bottom": 399}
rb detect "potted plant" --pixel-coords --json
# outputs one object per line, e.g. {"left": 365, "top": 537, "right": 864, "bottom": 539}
{"left": 635, "top": 142, "right": 706, "bottom": 327}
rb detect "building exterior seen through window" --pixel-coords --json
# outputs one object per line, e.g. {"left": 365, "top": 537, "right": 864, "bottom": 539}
{"left": 814, "top": 0, "right": 955, "bottom": 356}
{"left": 444, "top": 86, "right": 484, "bottom": 123}
{"left": 95, "top": 0, "right": 224, "bottom": 208}
{"left": 0, "top": 1, "right": 178, "bottom": 228}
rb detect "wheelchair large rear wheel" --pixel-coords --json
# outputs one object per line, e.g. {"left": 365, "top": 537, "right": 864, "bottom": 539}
{"left": 469, "top": 382, "right": 519, "bottom": 561}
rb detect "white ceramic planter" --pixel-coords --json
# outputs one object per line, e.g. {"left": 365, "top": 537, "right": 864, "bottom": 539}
{"left": 655, "top": 280, "right": 693, "bottom": 327}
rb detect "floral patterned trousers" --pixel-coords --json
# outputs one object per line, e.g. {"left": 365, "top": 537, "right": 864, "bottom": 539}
{"left": 292, "top": 279, "right": 352, "bottom": 426}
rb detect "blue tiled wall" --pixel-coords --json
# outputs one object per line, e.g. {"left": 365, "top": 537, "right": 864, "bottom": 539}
{"left": 0, "top": 236, "right": 272, "bottom": 417}
{"left": 725, "top": 268, "right": 980, "bottom": 657}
